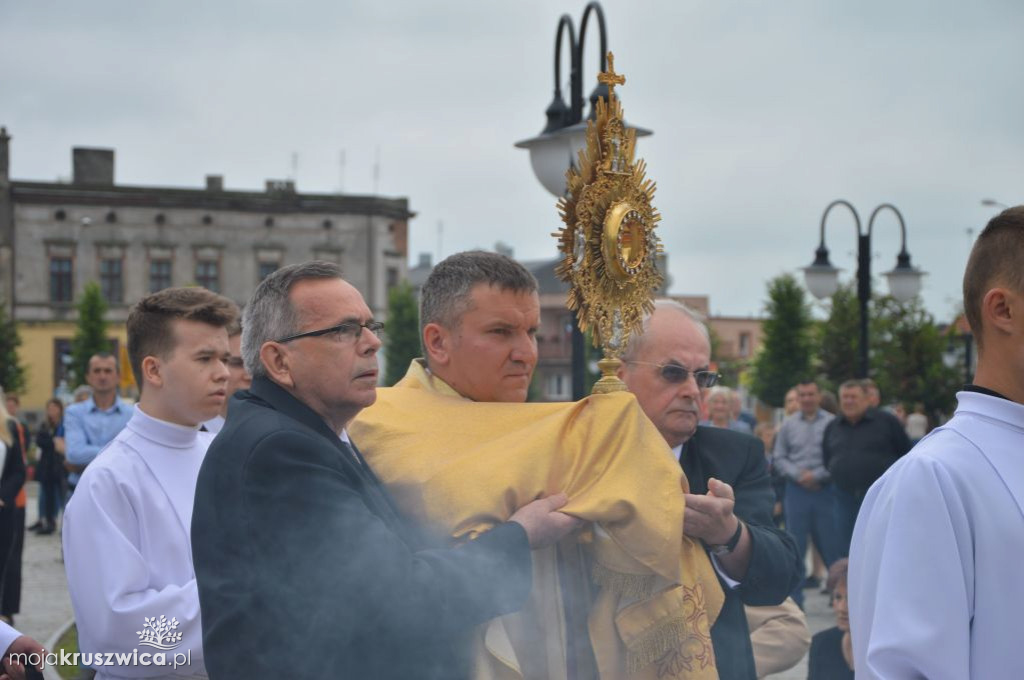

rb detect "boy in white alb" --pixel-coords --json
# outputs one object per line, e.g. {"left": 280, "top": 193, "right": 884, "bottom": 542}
{"left": 850, "top": 206, "right": 1024, "bottom": 679}
{"left": 63, "top": 287, "right": 238, "bottom": 679}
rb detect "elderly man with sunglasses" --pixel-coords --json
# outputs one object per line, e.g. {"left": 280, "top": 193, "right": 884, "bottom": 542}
{"left": 619, "top": 300, "right": 802, "bottom": 680}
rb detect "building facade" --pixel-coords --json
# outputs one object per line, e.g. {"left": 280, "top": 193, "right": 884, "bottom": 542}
{"left": 0, "top": 129, "right": 413, "bottom": 409}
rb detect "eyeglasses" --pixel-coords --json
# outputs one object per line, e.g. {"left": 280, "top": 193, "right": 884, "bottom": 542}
{"left": 625, "top": 361, "right": 720, "bottom": 388}
{"left": 275, "top": 320, "right": 385, "bottom": 344}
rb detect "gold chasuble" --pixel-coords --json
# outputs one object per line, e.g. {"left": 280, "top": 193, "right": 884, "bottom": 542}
{"left": 350, "top": 360, "right": 724, "bottom": 680}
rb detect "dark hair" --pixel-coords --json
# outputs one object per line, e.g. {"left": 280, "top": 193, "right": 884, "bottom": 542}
{"left": 420, "top": 250, "right": 538, "bottom": 340}
{"left": 87, "top": 352, "right": 118, "bottom": 374}
{"left": 964, "top": 206, "right": 1024, "bottom": 349}
{"left": 242, "top": 261, "right": 345, "bottom": 379}
{"left": 45, "top": 398, "right": 64, "bottom": 427}
{"left": 127, "top": 287, "right": 239, "bottom": 391}
{"left": 839, "top": 379, "right": 865, "bottom": 393}
{"left": 795, "top": 378, "right": 818, "bottom": 389}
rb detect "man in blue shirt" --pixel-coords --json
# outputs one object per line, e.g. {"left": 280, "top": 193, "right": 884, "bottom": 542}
{"left": 64, "top": 353, "right": 133, "bottom": 490}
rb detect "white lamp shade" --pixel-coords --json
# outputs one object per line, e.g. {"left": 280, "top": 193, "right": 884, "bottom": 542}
{"left": 516, "top": 121, "right": 649, "bottom": 198}
{"left": 885, "top": 267, "right": 925, "bottom": 302}
{"left": 803, "top": 265, "right": 840, "bottom": 300}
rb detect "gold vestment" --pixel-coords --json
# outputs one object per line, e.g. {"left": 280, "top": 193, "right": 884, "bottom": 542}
{"left": 350, "top": 360, "right": 723, "bottom": 679}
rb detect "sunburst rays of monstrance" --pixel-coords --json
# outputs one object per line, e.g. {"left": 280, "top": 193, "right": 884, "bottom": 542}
{"left": 554, "top": 52, "right": 663, "bottom": 394}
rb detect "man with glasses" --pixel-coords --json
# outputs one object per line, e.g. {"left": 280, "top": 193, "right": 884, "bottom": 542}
{"left": 202, "top": 317, "right": 249, "bottom": 433}
{"left": 192, "top": 261, "right": 580, "bottom": 680}
{"left": 619, "top": 300, "right": 801, "bottom": 680}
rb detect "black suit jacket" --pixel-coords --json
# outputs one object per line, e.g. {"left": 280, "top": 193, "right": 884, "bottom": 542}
{"left": 681, "top": 426, "right": 802, "bottom": 680}
{"left": 192, "top": 377, "right": 533, "bottom": 680}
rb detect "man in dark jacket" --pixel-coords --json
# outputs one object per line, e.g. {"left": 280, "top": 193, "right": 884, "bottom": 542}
{"left": 620, "top": 301, "right": 801, "bottom": 680}
{"left": 191, "top": 261, "right": 579, "bottom": 680}
{"left": 823, "top": 379, "right": 911, "bottom": 556}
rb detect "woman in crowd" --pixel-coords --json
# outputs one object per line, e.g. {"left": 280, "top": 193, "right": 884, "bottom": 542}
{"left": 808, "top": 558, "right": 854, "bottom": 679}
{"left": 0, "top": 392, "right": 26, "bottom": 626}
{"left": 32, "top": 398, "right": 65, "bottom": 535}
{"left": 702, "top": 385, "right": 753, "bottom": 434}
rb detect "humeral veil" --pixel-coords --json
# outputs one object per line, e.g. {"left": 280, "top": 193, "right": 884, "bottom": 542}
{"left": 350, "top": 360, "right": 724, "bottom": 680}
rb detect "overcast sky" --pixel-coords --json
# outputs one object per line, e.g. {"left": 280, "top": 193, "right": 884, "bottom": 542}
{"left": 2, "top": 0, "right": 1021, "bottom": 320}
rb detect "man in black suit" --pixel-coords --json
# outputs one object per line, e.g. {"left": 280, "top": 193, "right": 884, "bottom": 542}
{"left": 191, "top": 261, "right": 580, "bottom": 680}
{"left": 620, "top": 301, "right": 801, "bottom": 680}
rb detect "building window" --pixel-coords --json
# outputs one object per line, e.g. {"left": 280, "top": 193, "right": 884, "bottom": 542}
{"left": 195, "top": 260, "right": 220, "bottom": 293}
{"left": 739, "top": 332, "right": 752, "bottom": 358}
{"left": 258, "top": 261, "right": 278, "bottom": 282}
{"left": 386, "top": 267, "right": 399, "bottom": 293}
{"left": 149, "top": 259, "right": 172, "bottom": 293}
{"left": 546, "top": 373, "right": 570, "bottom": 401}
{"left": 49, "top": 257, "right": 73, "bottom": 302}
{"left": 99, "top": 258, "right": 123, "bottom": 303}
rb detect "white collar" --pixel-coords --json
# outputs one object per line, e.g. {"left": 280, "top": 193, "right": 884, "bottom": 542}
{"left": 956, "top": 390, "right": 1024, "bottom": 430}
{"left": 129, "top": 407, "right": 202, "bottom": 449}
{"left": 671, "top": 444, "right": 683, "bottom": 463}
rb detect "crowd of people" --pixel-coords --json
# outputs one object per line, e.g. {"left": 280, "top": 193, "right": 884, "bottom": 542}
{"left": 0, "top": 205, "right": 1019, "bottom": 680}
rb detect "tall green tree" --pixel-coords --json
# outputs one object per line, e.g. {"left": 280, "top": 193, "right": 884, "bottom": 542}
{"left": 750, "top": 274, "right": 813, "bottom": 407}
{"left": 869, "top": 295, "right": 960, "bottom": 417}
{"left": 384, "top": 281, "right": 420, "bottom": 386}
{"left": 0, "top": 301, "right": 26, "bottom": 395}
{"left": 814, "top": 283, "right": 861, "bottom": 393}
{"left": 70, "top": 282, "right": 111, "bottom": 387}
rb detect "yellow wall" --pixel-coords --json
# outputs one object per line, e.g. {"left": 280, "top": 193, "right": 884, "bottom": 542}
{"left": 16, "top": 322, "right": 129, "bottom": 411}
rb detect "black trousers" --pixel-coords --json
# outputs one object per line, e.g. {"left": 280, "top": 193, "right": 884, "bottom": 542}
{"left": 1, "top": 507, "right": 25, "bottom": 616}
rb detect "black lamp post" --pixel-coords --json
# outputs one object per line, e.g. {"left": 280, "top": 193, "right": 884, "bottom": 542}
{"left": 515, "top": 2, "right": 651, "bottom": 399}
{"left": 803, "top": 200, "right": 925, "bottom": 378}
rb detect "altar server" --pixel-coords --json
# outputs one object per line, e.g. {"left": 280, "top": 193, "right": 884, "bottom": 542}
{"left": 63, "top": 287, "right": 237, "bottom": 679}
{"left": 850, "top": 206, "right": 1024, "bottom": 679}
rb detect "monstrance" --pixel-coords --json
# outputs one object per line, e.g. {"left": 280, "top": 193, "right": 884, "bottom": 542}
{"left": 554, "top": 52, "right": 663, "bottom": 394}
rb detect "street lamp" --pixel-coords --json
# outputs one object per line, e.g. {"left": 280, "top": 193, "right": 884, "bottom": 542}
{"left": 803, "top": 200, "right": 926, "bottom": 378}
{"left": 515, "top": 2, "right": 652, "bottom": 400}
{"left": 515, "top": 3, "right": 652, "bottom": 198}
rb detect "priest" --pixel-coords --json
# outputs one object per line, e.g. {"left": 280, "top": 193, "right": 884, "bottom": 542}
{"left": 351, "top": 251, "right": 725, "bottom": 680}
{"left": 849, "top": 206, "right": 1024, "bottom": 678}
{"left": 63, "top": 287, "right": 238, "bottom": 679}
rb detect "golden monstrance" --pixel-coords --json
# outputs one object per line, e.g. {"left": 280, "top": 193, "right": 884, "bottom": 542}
{"left": 554, "top": 52, "right": 663, "bottom": 394}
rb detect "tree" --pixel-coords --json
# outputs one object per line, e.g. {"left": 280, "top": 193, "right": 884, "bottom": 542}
{"left": 750, "top": 274, "right": 813, "bottom": 407}
{"left": 0, "top": 301, "right": 26, "bottom": 395}
{"left": 869, "top": 295, "right": 960, "bottom": 418}
{"left": 384, "top": 282, "right": 420, "bottom": 386}
{"left": 814, "top": 283, "right": 861, "bottom": 393}
{"left": 70, "top": 282, "right": 111, "bottom": 387}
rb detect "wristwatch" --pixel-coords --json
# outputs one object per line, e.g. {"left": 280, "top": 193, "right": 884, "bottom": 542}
{"left": 708, "top": 520, "right": 744, "bottom": 555}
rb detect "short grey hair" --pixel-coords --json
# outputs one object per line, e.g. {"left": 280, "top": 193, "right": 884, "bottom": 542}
{"left": 420, "top": 250, "right": 538, "bottom": 339}
{"left": 706, "top": 385, "right": 733, "bottom": 402}
{"left": 622, "top": 299, "right": 711, "bottom": 361}
{"left": 242, "top": 260, "right": 344, "bottom": 379}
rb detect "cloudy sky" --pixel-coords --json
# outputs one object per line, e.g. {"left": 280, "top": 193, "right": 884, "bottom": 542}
{"left": 2, "top": 0, "right": 1021, "bottom": 320}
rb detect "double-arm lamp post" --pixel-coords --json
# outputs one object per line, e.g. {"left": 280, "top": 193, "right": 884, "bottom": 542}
{"left": 515, "top": 2, "right": 652, "bottom": 399}
{"left": 803, "top": 200, "right": 925, "bottom": 378}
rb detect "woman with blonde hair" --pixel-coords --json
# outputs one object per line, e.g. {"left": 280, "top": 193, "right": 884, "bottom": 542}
{"left": 0, "top": 391, "right": 26, "bottom": 625}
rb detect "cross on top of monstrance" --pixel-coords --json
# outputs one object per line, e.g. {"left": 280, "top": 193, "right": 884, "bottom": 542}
{"left": 597, "top": 52, "right": 626, "bottom": 100}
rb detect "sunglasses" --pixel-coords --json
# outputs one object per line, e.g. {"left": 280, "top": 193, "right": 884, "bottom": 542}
{"left": 275, "top": 320, "right": 385, "bottom": 344}
{"left": 626, "top": 361, "right": 720, "bottom": 388}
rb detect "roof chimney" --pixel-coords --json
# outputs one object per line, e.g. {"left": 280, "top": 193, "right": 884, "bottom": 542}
{"left": 0, "top": 127, "right": 10, "bottom": 182}
{"left": 72, "top": 147, "right": 115, "bottom": 186}
{"left": 206, "top": 175, "right": 223, "bottom": 191}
